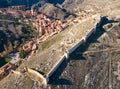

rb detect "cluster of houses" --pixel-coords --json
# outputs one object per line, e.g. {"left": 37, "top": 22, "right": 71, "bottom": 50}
{"left": 0, "top": 62, "right": 19, "bottom": 80}
{"left": 23, "top": 40, "right": 37, "bottom": 57}
{"left": 73, "top": 12, "right": 92, "bottom": 22}
{"left": 32, "top": 14, "right": 65, "bottom": 42}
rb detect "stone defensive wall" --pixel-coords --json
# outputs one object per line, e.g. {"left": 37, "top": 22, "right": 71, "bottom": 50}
{"left": 0, "top": 13, "right": 101, "bottom": 85}
{"left": 24, "top": 14, "right": 101, "bottom": 85}
{"left": 31, "top": 25, "right": 99, "bottom": 85}
{"left": 46, "top": 55, "right": 66, "bottom": 78}
{"left": 46, "top": 28, "right": 97, "bottom": 83}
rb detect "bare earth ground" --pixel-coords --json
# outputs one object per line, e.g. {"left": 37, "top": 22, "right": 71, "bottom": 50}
{"left": 0, "top": 0, "right": 120, "bottom": 89}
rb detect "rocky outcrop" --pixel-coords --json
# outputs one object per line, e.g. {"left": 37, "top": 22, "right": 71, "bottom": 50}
{"left": 0, "top": 0, "right": 83, "bottom": 20}
{"left": 62, "top": 0, "right": 84, "bottom": 12}
{"left": 32, "top": 14, "right": 68, "bottom": 43}
{"left": 38, "top": 3, "right": 69, "bottom": 20}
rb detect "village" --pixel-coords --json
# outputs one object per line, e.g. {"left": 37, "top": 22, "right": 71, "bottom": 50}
{"left": 0, "top": 5, "right": 94, "bottom": 80}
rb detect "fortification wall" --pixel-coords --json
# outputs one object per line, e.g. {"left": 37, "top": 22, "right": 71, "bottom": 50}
{"left": 45, "top": 25, "right": 97, "bottom": 84}
{"left": 46, "top": 55, "right": 66, "bottom": 78}
{"left": 68, "top": 39, "right": 85, "bottom": 54}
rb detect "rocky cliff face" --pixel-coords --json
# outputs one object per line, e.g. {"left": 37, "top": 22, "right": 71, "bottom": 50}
{"left": 33, "top": 0, "right": 84, "bottom": 20}
{"left": 0, "top": 0, "right": 83, "bottom": 20}
{"left": 38, "top": 3, "right": 70, "bottom": 20}
{"left": 62, "top": 0, "right": 84, "bottom": 11}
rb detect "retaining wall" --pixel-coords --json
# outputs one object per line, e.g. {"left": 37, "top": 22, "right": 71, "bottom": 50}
{"left": 85, "top": 28, "right": 96, "bottom": 40}
{"left": 45, "top": 26, "right": 97, "bottom": 84}
{"left": 46, "top": 55, "right": 66, "bottom": 78}
{"left": 68, "top": 39, "right": 85, "bottom": 54}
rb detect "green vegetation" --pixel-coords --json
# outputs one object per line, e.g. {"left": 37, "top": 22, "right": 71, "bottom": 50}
{"left": 0, "top": 57, "right": 11, "bottom": 67}
{"left": 21, "top": 23, "right": 38, "bottom": 39}
{"left": 39, "top": 33, "right": 63, "bottom": 51}
{"left": 4, "top": 57, "right": 12, "bottom": 62}
{"left": 38, "top": 25, "right": 70, "bottom": 51}
{"left": 19, "top": 50, "right": 27, "bottom": 58}
{"left": 19, "top": 60, "right": 23, "bottom": 65}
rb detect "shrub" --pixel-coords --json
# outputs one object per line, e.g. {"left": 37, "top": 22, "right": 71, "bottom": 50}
{"left": 5, "top": 57, "right": 12, "bottom": 62}
{"left": 19, "top": 50, "right": 27, "bottom": 58}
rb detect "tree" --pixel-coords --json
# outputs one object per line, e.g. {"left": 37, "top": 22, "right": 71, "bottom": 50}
{"left": 19, "top": 50, "right": 27, "bottom": 58}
